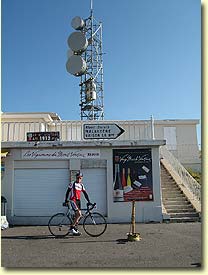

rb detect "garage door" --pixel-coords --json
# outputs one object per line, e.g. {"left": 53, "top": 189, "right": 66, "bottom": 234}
{"left": 14, "top": 167, "right": 107, "bottom": 217}
{"left": 14, "top": 168, "right": 69, "bottom": 216}
{"left": 81, "top": 168, "right": 107, "bottom": 216}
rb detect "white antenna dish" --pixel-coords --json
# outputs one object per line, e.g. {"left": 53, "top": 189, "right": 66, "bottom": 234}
{"left": 66, "top": 55, "right": 87, "bottom": 76}
{"left": 67, "top": 49, "right": 73, "bottom": 59}
{"left": 71, "top": 16, "right": 85, "bottom": 30}
{"left": 68, "top": 32, "right": 88, "bottom": 53}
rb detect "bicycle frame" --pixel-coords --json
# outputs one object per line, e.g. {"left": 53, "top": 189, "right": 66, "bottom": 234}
{"left": 48, "top": 202, "right": 107, "bottom": 237}
{"left": 64, "top": 203, "right": 96, "bottom": 223}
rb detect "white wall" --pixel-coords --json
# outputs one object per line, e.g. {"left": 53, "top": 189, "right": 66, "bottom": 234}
{"left": 2, "top": 141, "right": 163, "bottom": 225}
{"left": 154, "top": 121, "right": 200, "bottom": 170}
{"left": 2, "top": 113, "right": 200, "bottom": 170}
{"left": 105, "top": 147, "right": 162, "bottom": 223}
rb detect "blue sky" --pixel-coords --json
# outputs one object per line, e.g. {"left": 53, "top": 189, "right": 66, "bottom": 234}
{"left": 2, "top": 0, "right": 201, "bottom": 143}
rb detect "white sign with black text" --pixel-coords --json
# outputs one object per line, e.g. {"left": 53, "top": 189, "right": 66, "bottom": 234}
{"left": 22, "top": 149, "right": 100, "bottom": 160}
{"left": 83, "top": 124, "right": 125, "bottom": 139}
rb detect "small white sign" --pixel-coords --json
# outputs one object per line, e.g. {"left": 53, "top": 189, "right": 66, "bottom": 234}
{"left": 22, "top": 149, "right": 100, "bottom": 160}
{"left": 142, "top": 165, "right": 150, "bottom": 173}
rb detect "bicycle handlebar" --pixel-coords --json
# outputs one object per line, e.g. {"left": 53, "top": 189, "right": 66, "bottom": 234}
{"left": 87, "top": 202, "right": 96, "bottom": 211}
{"left": 62, "top": 202, "right": 70, "bottom": 208}
{"left": 63, "top": 201, "right": 96, "bottom": 211}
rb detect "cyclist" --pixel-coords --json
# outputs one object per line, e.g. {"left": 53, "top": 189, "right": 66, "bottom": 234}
{"left": 64, "top": 172, "right": 91, "bottom": 236}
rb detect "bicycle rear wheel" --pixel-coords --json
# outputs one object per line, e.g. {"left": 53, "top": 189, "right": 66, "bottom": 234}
{"left": 83, "top": 212, "right": 107, "bottom": 237}
{"left": 48, "top": 213, "right": 72, "bottom": 237}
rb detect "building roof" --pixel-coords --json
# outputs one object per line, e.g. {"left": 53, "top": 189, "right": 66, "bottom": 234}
{"left": 1, "top": 112, "right": 61, "bottom": 121}
{"left": 1, "top": 112, "right": 199, "bottom": 125}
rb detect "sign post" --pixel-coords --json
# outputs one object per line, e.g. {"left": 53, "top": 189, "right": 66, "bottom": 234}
{"left": 127, "top": 201, "right": 141, "bottom": 242}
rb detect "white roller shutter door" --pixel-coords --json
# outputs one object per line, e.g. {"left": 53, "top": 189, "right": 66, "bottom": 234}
{"left": 14, "top": 168, "right": 69, "bottom": 216}
{"left": 81, "top": 168, "right": 107, "bottom": 216}
{"left": 14, "top": 167, "right": 107, "bottom": 217}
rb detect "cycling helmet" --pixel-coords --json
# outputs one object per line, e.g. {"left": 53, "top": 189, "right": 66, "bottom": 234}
{"left": 76, "top": 172, "right": 83, "bottom": 177}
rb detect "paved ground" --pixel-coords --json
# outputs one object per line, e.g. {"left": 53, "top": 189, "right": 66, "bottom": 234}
{"left": 1, "top": 222, "right": 202, "bottom": 268}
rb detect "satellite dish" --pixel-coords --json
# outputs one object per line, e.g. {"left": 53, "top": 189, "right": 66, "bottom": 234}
{"left": 67, "top": 49, "right": 73, "bottom": 59}
{"left": 68, "top": 32, "right": 88, "bottom": 53}
{"left": 71, "top": 16, "right": 85, "bottom": 30}
{"left": 66, "top": 55, "right": 87, "bottom": 76}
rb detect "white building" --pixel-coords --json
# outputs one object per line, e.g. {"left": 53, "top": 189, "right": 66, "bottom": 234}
{"left": 1, "top": 112, "right": 201, "bottom": 225}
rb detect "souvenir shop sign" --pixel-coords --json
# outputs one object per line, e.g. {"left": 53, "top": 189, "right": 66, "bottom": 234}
{"left": 113, "top": 149, "right": 153, "bottom": 202}
{"left": 22, "top": 149, "right": 100, "bottom": 160}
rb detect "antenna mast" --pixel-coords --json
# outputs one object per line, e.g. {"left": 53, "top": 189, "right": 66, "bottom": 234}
{"left": 66, "top": 0, "right": 104, "bottom": 120}
{"left": 90, "top": 0, "right": 93, "bottom": 14}
{"left": 80, "top": 0, "right": 104, "bottom": 120}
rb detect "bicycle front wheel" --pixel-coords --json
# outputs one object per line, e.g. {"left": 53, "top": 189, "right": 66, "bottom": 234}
{"left": 83, "top": 212, "right": 107, "bottom": 237}
{"left": 48, "top": 213, "right": 72, "bottom": 237}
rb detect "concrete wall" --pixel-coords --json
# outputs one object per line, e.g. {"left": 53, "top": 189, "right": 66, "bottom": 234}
{"left": 2, "top": 113, "right": 200, "bottom": 171}
{"left": 105, "top": 146, "right": 162, "bottom": 223}
{"left": 1, "top": 140, "right": 164, "bottom": 225}
{"left": 154, "top": 121, "right": 201, "bottom": 171}
{"left": 1, "top": 113, "right": 200, "bottom": 171}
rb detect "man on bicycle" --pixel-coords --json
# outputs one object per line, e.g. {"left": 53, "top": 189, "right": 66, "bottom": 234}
{"left": 65, "top": 172, "right": 91, "bottom": 236}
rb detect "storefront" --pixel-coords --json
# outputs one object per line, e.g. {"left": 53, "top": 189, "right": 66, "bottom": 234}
{"left": 2, "top": 139, "right": 165, "bottom": 225}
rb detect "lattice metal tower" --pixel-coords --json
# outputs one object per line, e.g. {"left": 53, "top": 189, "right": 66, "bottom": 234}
{"left": 66, "top": 0, "right": 104, "bottom": 120}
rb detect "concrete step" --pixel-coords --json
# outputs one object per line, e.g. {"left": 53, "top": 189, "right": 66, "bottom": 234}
{"left": 169, "top": 217, "right": 200, "bottom": 223}
{"left": 160, "top": 162, "right": 200, "bottom": 223}
{"left": 163, "top": 203, "right": 189, "bottom": 209}
{"left": 163, "top": 192, "right": 186, "bottom": 198}
{"left": 162, "top": 190, "right": 184, "bottom": 195}
{"left": 162, "top": 185, "right": 179, "bottom": 189}
{"left": 162, "top": 185, "right": 180, "bottom": 189}
{"left": 162, "top": 193, "right": 184, "bottom": 198}
{"left": 164, "top": 203, "right": 190, "bottom": 208}
{"left": 162, "top": 189, "right": 184, "bottom": 195}
{"left": 161, "top": 185, "right": 180, "bottom": 191}
{"left": 165, "top": 204, "right": 193, "bottom": 210}
{"left": 161, "top": 180, "right": 176, "bottom": 184}
{"left": 161, "top": 171, "right": 172, "bottom": 176}
{"left": 161, "top": 176, "right": 173, "bottom": 180}
{"left": 162, "top": 190, "right": 181, "bottom": 194}
{"left": 163, "top": 197, "right": 188, "bottom": 204}
{"left": 169, "top": 212, "right": 199, "bottom": 218}
{"left": 161, "top": 178, "right": 174, "bottom": 181}
{"left": 163, "top": 200, "right": 190, "bottom": 205}
{"left": 167, "top": 209, "right": 196, "bottom": 213}
{"left": 161, "top": 184, "right": 179, "bottom": 189}
{"left": 162, "top": 185, "right": 181, "bottom": 190}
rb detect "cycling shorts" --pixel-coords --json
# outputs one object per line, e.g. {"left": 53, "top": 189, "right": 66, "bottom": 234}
{"left": 70, "top": 199, "right": 81, "bottom": 211}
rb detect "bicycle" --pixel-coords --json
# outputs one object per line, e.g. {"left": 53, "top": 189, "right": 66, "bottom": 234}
{"left": 48, "top": 202, "right": 107, "bottom": 237}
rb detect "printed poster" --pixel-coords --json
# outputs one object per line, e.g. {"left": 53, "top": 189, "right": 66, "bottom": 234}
{"left": 113, "top": 149, "right": 153, "bottom": 202}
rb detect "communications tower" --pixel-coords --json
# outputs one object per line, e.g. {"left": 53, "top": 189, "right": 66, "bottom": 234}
{"left": 66, "top": 0, "right": 104, "bottom": 120}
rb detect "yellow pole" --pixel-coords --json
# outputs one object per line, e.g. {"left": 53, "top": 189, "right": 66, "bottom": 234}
{"left": 127, "top": 200, "right": 141, "bottom": 241}
{"left": 132, "top": 200, "right": 135, "bottom": 234}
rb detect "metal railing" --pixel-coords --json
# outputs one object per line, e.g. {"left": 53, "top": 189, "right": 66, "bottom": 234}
{"left": 160, "top": 145, "right": 201, "bottom": 202}
{"left": 1, "top": 120, "right": 153, "bottom": 142}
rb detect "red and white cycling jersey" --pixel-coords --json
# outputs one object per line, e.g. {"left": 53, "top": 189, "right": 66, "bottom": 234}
{"left": 68, "top": 181, "right": 86, "bottom": 201}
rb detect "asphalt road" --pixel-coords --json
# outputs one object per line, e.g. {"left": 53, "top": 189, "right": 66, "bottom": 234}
{"left": 1, "top": 222, "right": 201, "bottom": 268}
